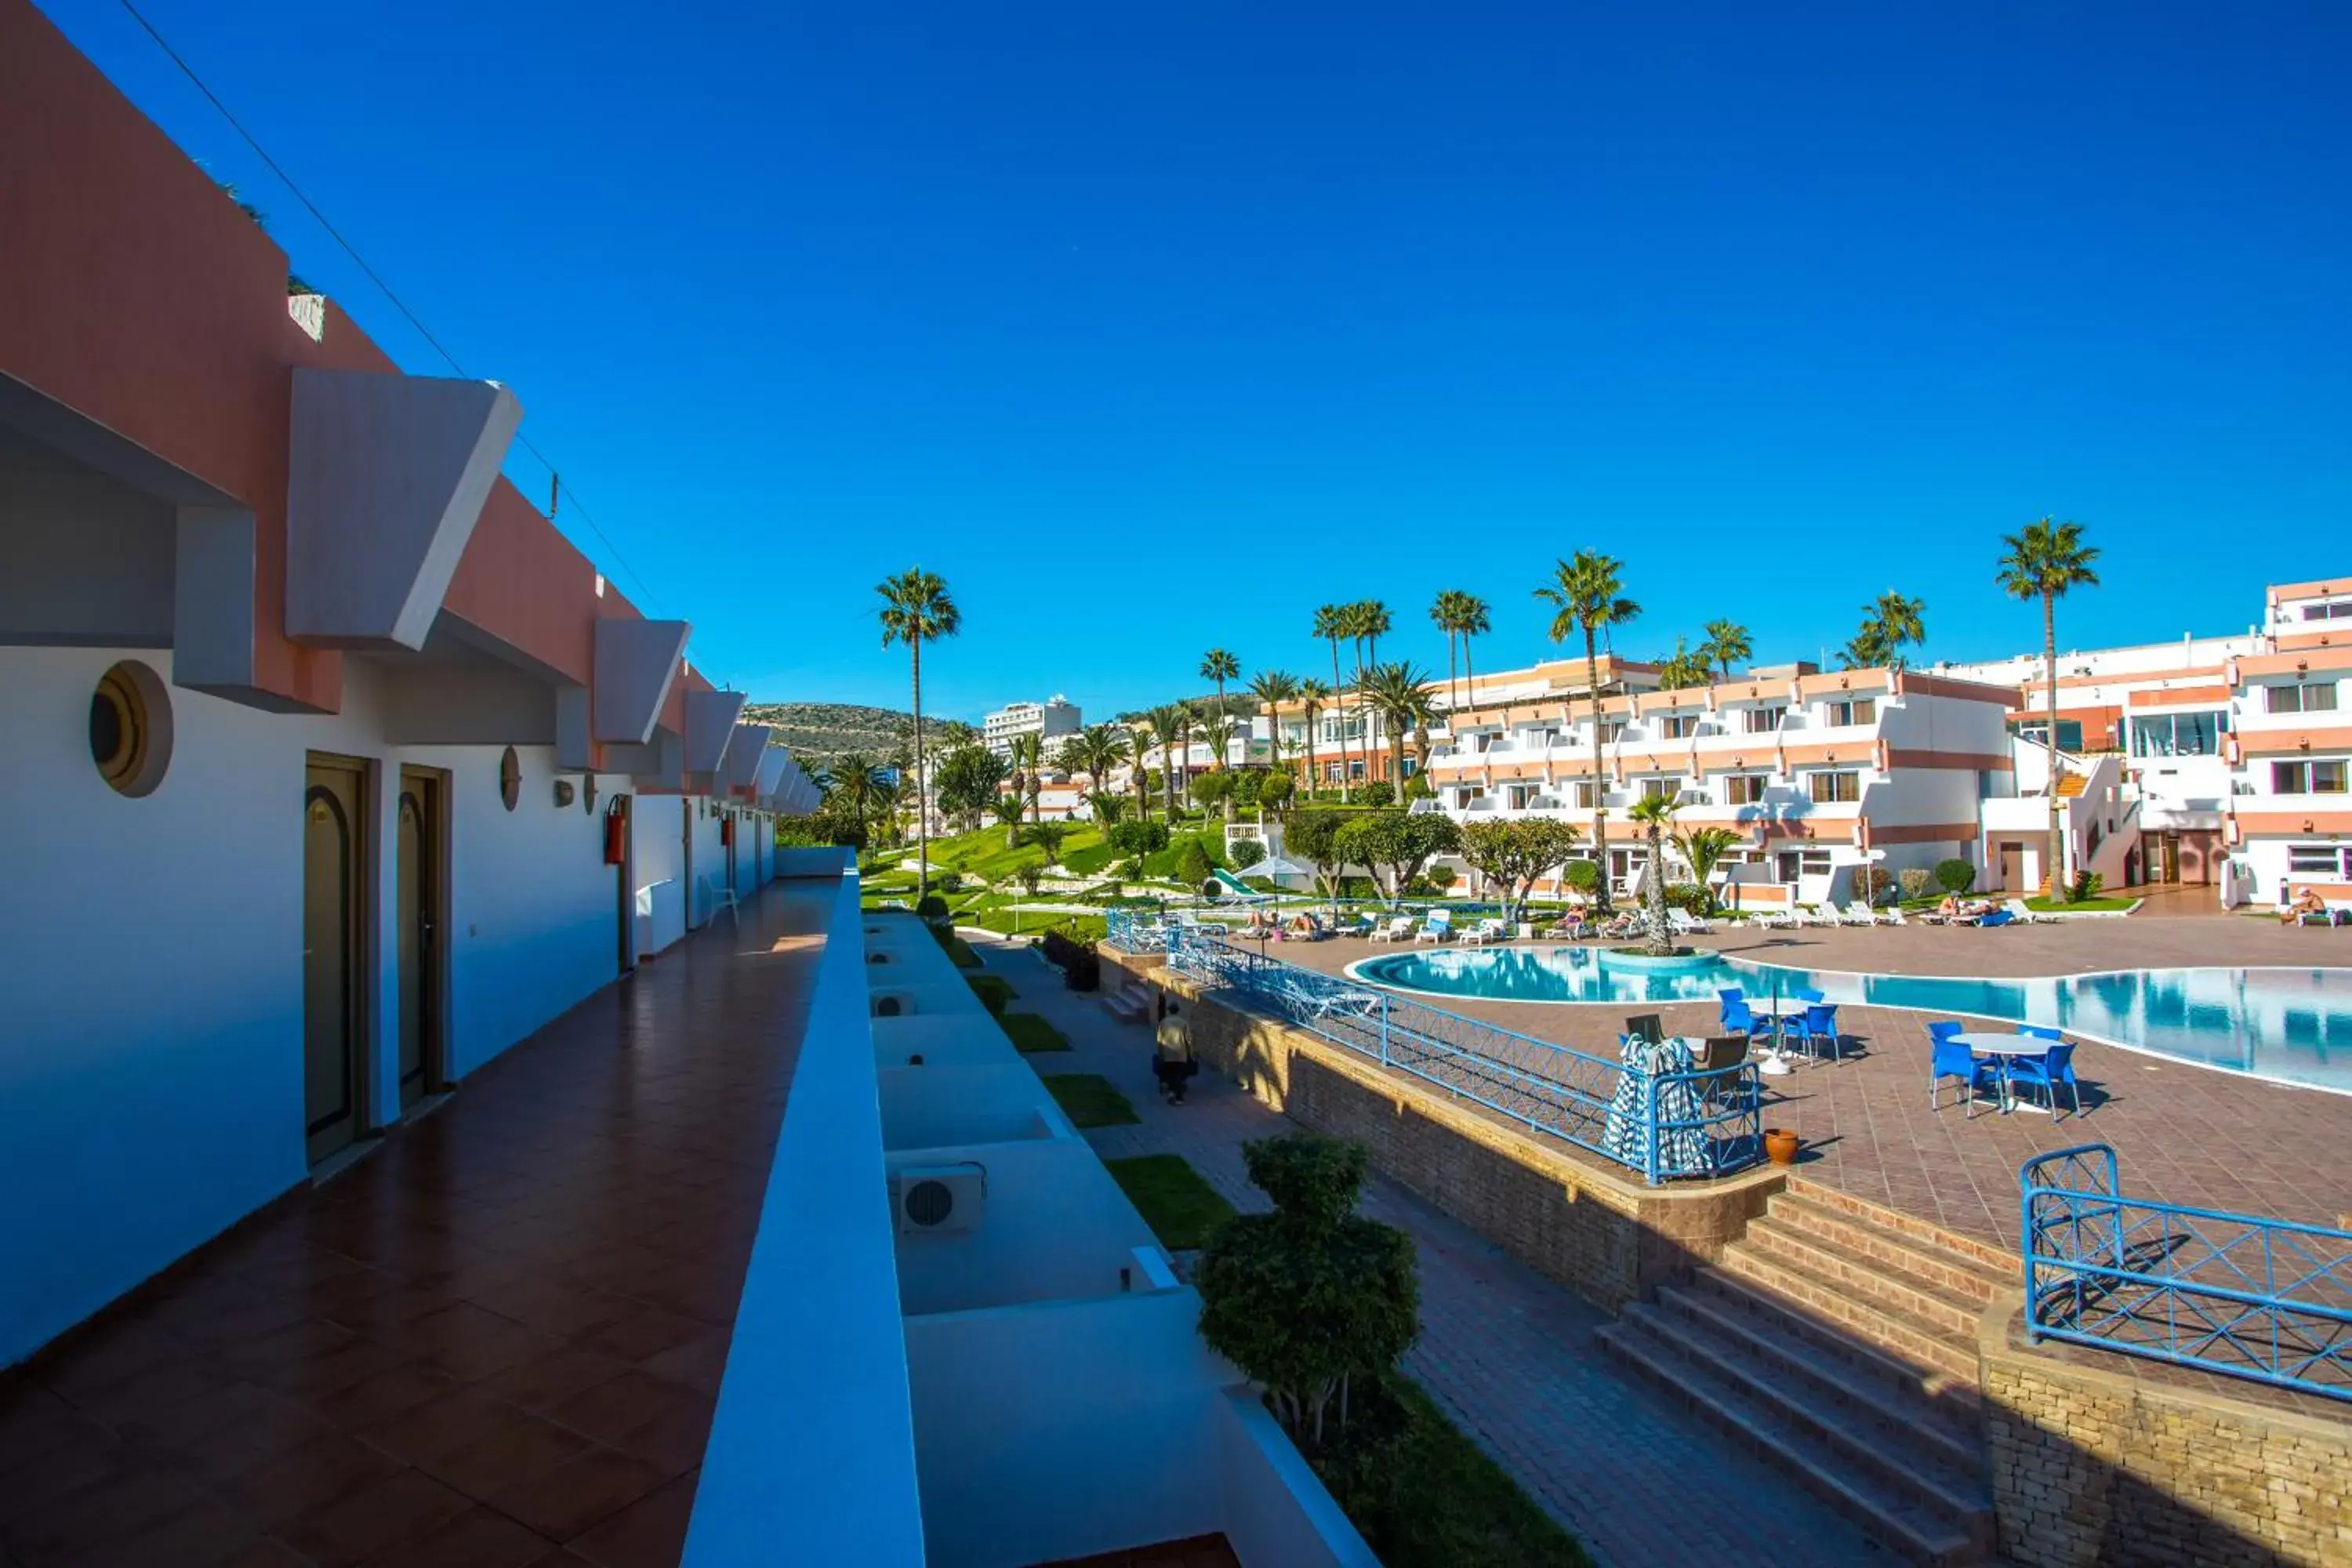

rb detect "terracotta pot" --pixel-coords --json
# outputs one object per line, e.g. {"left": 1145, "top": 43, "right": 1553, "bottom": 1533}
{"left": 1764, "top": 1127, "right": 1800, "bottom": 1166}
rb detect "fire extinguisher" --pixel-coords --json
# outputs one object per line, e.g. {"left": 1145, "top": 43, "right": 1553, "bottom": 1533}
{"left": 720, "top": 815, "right": 734, "bottom": 848}
{"left": 603, "top": 801, "right": 628, "bottom": 866}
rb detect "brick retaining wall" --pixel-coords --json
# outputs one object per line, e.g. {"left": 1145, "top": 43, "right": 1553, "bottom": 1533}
{"left": 1978, "top": 1298, "right": 2352, "bottom": 1566}
{"left": 1105, "top": 950, "right": 1777, "bottom": 1310}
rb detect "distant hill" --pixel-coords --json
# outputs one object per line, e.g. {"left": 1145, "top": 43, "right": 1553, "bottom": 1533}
{"left": 742, "top": 702, "right": 954, "bottom": 768}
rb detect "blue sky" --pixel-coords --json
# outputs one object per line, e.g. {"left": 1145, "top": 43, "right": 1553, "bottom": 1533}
{"left": 47, "top": 1, "right": 2351, "bottom": 721}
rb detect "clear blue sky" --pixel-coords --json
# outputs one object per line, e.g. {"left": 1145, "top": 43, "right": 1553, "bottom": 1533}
{"left": 46, "top": 0, "right": 2351, "bottom": 722}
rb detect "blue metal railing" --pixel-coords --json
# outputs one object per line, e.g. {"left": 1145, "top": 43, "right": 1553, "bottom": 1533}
{"left": 2021, "top": 1143, "right": 2352, "bottom": 1405}
{"left": 1155, "top": 928, "right": 1759, "bottom": 1185}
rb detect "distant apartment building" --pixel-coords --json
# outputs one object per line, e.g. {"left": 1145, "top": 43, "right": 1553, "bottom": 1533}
{"left": 982, "top": 694, "right": 1081, "bottom": 757}
{"left": 1420, "top": 657, "right": 2013, "bottom": 906}
{"left": 2224, "top": 575, "right": 2352, "bottom": 906}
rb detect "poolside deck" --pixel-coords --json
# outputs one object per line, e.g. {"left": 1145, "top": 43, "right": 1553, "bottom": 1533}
{"left": 1254, "top": 914, "right": 2352, "bottom": 1251}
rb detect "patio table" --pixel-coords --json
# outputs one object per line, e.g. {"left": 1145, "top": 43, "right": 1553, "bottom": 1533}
{"left": 1746, "top": 998, "right": 1816, "bottom": 1076}
{"left": 1952, "top": 1031, "right": 2057, "bottom": 1115}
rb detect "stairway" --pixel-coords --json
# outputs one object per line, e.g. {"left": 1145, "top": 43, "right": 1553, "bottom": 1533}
{"left": 1595, "top": 1178, "right": 2013, "bottom": 1565}
{"left": 2054, "top": 771, "right": 2087, "bottom": 798}
{"left": 1100, "top": 977, "right": 1156, "bottom": 1024}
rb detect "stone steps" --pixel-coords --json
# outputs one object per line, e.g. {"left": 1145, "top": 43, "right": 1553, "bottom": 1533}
{"left": 1596, "top": 1185, "right": 2002, "bottom": 1564}
{"left": 1100, "top": 980, "right": 1153, "bottom": 1024}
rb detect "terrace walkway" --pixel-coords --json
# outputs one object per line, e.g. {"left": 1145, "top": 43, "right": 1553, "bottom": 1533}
{"left": 975, "top": 935, "right": 1889, "bottom": 1568}
{"left": 1264, "top": 915, "right": 2352, "bottom": 1250}
{"left": 0, "top": 880, "right": 834, "bottom": 1568}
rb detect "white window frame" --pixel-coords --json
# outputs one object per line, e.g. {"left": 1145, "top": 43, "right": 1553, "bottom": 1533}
{"left": 1744, "top": 706, "right": 1787, "bottom": 735}
{"left": 2267, "top": 681, "right": 2340, "bottom": 715}
{"left": 1807, "top": 770, "right": 1862, "bottom": 804}
{"left": 2271, "top": 759, "right": 2350, "bottom": 795}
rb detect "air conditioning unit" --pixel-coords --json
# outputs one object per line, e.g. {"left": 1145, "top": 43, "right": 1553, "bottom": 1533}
{"left": 892, "top": 1163, "right": 985, "bottom": 1235}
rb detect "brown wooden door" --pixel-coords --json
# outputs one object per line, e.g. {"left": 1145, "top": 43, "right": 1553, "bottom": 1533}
{"left": 303, "top": 756, "right": 368, "bottom": 1163}
{"left": 396, "top": 769, "right": 445, "bottom": 1110}
{"left": 613, "top": 796, "right": 635, "bottom": 974}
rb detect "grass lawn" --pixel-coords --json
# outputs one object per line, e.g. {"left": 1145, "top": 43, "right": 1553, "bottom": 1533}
{"left": 1316, "top": 1376, "right": 1593, "bottom": 1567}
{"left": 965, "top": 974, "right": 1015, "bottom": 1014}
{"left": 1103, "top": 1153, "right": 1236, "bottom": 1250}
{"left": 997, "top": 1012, "right": 1070, "bottom": 1053}
{"left": 1040, "top": 1073, "right": 1139, "bottom": 1127}
{"left": 2023, "top": 894, "right": 2137, "bottom": 913}
{"left": 960, "top": 908, "right": 1109, "bottom": 942}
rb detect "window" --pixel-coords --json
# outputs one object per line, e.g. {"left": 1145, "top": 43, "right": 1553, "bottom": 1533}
{"left": 1808, "top": 771, "right": 1861, "bottom": 804}
{"left": 1774, "top": 848, "right": 1834, "bottom": 882}
{"left": 90, "top": 660, "right": 173, "bottom": 798}
{"left": 1723, "top": 773, "right": 1768, "bottom": 806}
{"left": 1572, "top": 781, "right": 1598, "bottom": 809}
{"left": 2299, "top": 601, "right": 2352, "bottom": 622}
{"left": 1638, "top": 777, "right": 1681, "bottom": 805}
{"left": 2019, "top": 720, "right": 2086, "bottom": 752}
{"left": 2129, "top": 713, "right": 2224, "bottom": 757}
{"left": 1743, "top": 706, "right": 1786, "bottom": 735}
{"left": 1506, "top": 784, "right": 1537, "bottom": 808}
{"left": 2271, "top": 760, "right": 2350, "bottom": 794}
{"left": 1597, "top": 721, "right": 1626, "bottom": 744}
{"left": 2267, "top": 681, "right": 2339, "bottom": 714}
{"left": 1454, "top": 786, "right": 1484, "bottom": 808}
{"left": 2288, "top": 844, "right": 2352, "bottom": 877}
{"left": 1824, "top": 699, "right": 1878, "bottom": 728}
{"left": 1660, "top": 713, "right": 1697, "bottom": 739}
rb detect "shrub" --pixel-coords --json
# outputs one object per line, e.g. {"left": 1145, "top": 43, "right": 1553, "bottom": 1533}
{"left": 1174, "top": 837, "right": 1213, "bottom": 887}
{"left": 1899, "top": 866, "right": 1933, "bottom": 902}
{"left": 1425, "top": 864, "right": 1457, "bottom": 890}
{"left": 1934, "top": 858, "right": 1977, "bottom": 895}
{"left": 1852, "top": 866, "right": 1893, "bottom": 906}
{"left": 1561, "top": 859, "right": 1601, "bottom": 895}
{"left": 1015, "top": 864, "right": 1044, "bottom": 897}
{"left": 1359, "top": 780, "right": 1396, "bottom": 808}
{"left": 1258, "top": 772, "right": 1297, "bottom": 811}
{"left": 1665, "top": 882, "right": 1709, "bottom": 915}
{"left": 965, "top": 974, "right": 1014, "bottom": 1015}
{"left": 2070, "top": 869, "right": 2105, "bottom": 902}
{"left": 1108, "top": 819, "right": 1169, "bottom": 858}
{"left": 937, "top": 870, "right": 964, "bottom": 895}
{"left": 1232, "top": 770, "right": 1265, "bottom": 808}
{"left": 1403, "top": 775, "right": 1434, "bottom": 800}
{"left": 1040, "top": 927, "right": 1101, "bottom": 990}
{"left": 1230, "top": 838, "right": 1265, "bottom": 870}
{"left": 915, "top": 893, "right": 950, "bottom": 922}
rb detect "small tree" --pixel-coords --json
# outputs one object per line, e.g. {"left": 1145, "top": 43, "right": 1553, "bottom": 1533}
{"left": 1258, "top": 771, "right": 1297, "bottom": 812}
{"left": 1672, "top": 826, "right": 1741, "bottom": 917}
{"left": 1935, "top": 857, "right": 1977, "bottom": 895}
{"left": 1359, "top": 779, "right": 1396, "bottom": 808}
{"left": 1031, "top": 820, "right": 1071, "bottom": 865}
{"left": 1015, "top": 863, "right": 1044, "bottom": 898}
{"left": 1109, "top": 819, "right": 1168, "bottom": 858}
{"left": 1190, "top": 769, "right": 1235, "bottom": 819}
{"left": 1336, "top": 811, "right": 1459, "bottom": 905}
{"left": 1196, "top": 1134, "right": 1419, "bottom": 1450}
{"left": 1231, "top": 838, "right": 1266, "bottom": 870}
{"left": 1087, "top": 790, "right": 1126, "bottom": 827}
{"left": 1284, "top": 809, "right": 1352, "bottom": 907}
{"left": 1852, "top": 865, "right": 1893, "bottom": 906}
{"left": 1174, "top": 836, "right": 1214, "bottom": 888}
{"left": 1232, "top": 769, "right": 1266, "bottom": 809}
{"left": 1899, "top": 866, "right": 1934, "bottom": 902}
{"left": 1457, "top": 818, "right": 1583, "bottom": 926}
{"left": 1561, "top": 857, "right": 1601, "bottom": 903}
{"left": 992, "top": 791, "right": 1026, "bottom": 849}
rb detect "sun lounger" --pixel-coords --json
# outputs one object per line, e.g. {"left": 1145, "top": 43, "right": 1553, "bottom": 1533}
{"left": 1668, "top": 907, "right": 1713, "bottom": 936}
{"left": 1412, "top": 911, "right": 1456, "bottom": 944}
{"left": 1842, "top": 902, "right": 1886, "bottom": 927}
{"left": 1366, "top": 915, "right": 1415, "bottom": 942}
{"left": 2002, "top": 898, "right": 2053, "bottom": 926}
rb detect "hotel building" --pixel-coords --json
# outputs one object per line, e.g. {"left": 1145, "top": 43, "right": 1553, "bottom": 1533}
{"left": 981, "top": 695, "right": 1081, "bottom": 758}
{"left": 0, "top": 9, "right": 1366, "bottom": 1563}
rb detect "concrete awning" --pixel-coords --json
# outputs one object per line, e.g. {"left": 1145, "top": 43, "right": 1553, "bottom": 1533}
{"left": 285, "top": 369, "right": 523, "bottom": 651}
{"left": 593, "top": 616, "right": 691, "bottom": 745}
{"left": 720, "top": 724, "right": 772, "bottom": 797}
{"left": 686, "top": 689, "right": 746, "bottom": 781}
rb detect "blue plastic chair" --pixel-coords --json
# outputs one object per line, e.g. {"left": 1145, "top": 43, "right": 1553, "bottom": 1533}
{"left": 1718, "top": 988, "right": 1758, "bottom": 1036}
{"left": 1928, "top": 1022, "right": 1999, "bottom": 1116}
{"left": 2007, "top": 1035, "right": 2081, "bottom": 1118}
{"left": 1792, "top": 1003, "right": 1842, "bottom": 1062}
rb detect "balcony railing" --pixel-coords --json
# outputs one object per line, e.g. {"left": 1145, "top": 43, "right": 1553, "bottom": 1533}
{"left": 1138, "top": 929, "right": 1759, "bottom": 1185}
{"left": 2021, "top": 1143, "right": 2352, "bottom": 1405}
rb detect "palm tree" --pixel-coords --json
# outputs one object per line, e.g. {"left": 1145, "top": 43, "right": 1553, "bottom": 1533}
{"left": 1998, "top": 518, "right": 2102, "bottom": 900}
{"left": 1359, "top": 662, "right": 1439, "bottom": 787}
{"left": 1312, "top": 604, "right": 1353, "bottom": 801}
{"left": 1700, "top": 619, "right": 1752, "bottom": 681}
{"left": 1627, "top": 793, "right": 1680, "bottom": 956}
{"left": 1431, "top": 590, "right": 1471, "bottom": 709}
{"left": 1354, "top": 599, "right": 1392, "bottom": 783}
{"left": 1297, "top": 677, "right": 1330, "bottom": 799}
{"left": 1843, "top": 591, "right": 1928, "bottom": 670}
{"left": 831, "top": 750, "right": 888, "bottom": 843}
{"left": 877, "top": 568, "right": 960, "bottom": 901}
{"left": 1200, "top": 648, "right": 1240, "bottom": 768}
{"left": 1006, "top": 731, "right": 1040, "bottom": 828}
{"left": 1535, "top": 552, "right": 1640, "bottom": 915}
{"left": 1673, "top": 826, "right": 1743, "bottom": 917}
{"left": 992, "top": 790, "right": 1026, "bottom": 850}
{"left": 1656, "top": 637, "right": 1711, "bottom": 691}
{"left": 1249, "top": 670, "right": 1300, "bottom": 781}
{"left": 1458, "top": 593, "right": 1491, "bottom": 709}
{"left": 1147, "top": 702, "right": 1193, "bottom": 819}
{"left": 1124, "top": 718, "right": 1160, "bottom": 822}
{"left": 1061, "top": 724, "right": 1131, "bottom": 797}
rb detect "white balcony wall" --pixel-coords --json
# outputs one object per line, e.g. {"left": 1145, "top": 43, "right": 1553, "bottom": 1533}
{"left": 0, "top": 644, "right": 642, "bottom": 1367}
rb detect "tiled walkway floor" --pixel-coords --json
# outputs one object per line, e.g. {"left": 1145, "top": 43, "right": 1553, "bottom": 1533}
{"left": 0, "top": 882, "right": 833, "bottom": 1568}
{"left": 1265, "top": 921, "right": 2352, "bottom": 1247}
{"left": 982, "top": 938, "right": 1892, "bottom": 1568}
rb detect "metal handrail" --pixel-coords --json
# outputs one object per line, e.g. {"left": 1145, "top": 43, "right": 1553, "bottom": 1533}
{"left": 2020, "top": 1142, "right": 2352, "bottom": 1404}
{"left": 1160, "top": 929, "right": 1759, "bottom": 1185}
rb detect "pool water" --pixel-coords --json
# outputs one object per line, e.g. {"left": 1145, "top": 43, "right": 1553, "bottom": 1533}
{"left": 1348, "top": 947, "right": 2352, "bottom": 1094}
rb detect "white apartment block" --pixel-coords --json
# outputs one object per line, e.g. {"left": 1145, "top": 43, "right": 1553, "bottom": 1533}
{"left": 2224, "top": 575, "right": 2352, "bottom": 905}
{"left": 982, "top": 694, "right": 1082, "bottom": 757}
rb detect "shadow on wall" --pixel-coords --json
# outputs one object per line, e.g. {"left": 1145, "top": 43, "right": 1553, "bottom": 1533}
{"left": 1116, "top": 954, "right": 2348, "bottom": 1568}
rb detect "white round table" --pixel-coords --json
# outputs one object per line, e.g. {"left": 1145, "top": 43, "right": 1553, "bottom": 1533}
{"left": 1953, "top": 1031, "right": 2060, "bottom": 1114}
{"left": 1747, "top": 999, "right": 1824, "bottom": 1076}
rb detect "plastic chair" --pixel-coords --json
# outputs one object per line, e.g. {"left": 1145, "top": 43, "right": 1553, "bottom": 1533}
{"left": 1792, "top": 1003, "right": 1842, "bottom": 1062}
{"left": 2007, "top": 1036, "right": 2081, "bottom": 1118}
{"left": 699, "top": 872, "right": 742, "bottom": 927}
{"left": 1927, "top": 1021, "right": 1998, "bottom": 1116}
{"left": 1716, "top": 988, "right": 1747, "bottom": 1030}
{"left": 1721, "top": 997, "right": 1759, "bottom": 1036}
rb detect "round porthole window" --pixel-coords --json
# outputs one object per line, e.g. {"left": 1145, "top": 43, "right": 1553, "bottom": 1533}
{"left": 499, "top": 746, "right": 521, "bottom": 811}
{"left": 90, "top": 660, "right": 172, "bottom": 797}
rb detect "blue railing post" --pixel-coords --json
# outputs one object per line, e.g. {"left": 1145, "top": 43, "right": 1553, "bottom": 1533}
{"left": 1378, "top": 994, "right": 1390, "bottom": 1067}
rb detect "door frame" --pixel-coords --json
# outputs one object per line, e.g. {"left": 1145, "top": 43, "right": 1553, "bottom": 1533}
{"left": 395, "top": 765, "right": 452, "bottom": 1109}
{"left": 303, "top": 750, "right": 376, "bottom": 1165}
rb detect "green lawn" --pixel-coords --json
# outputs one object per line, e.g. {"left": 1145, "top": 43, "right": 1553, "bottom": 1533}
{"left": 965, "top": 974, "right": 1015, "bottom": 1015}
{"left": 1316, "top": 1376, "right": 1594, "bottom": 1568}
{"left": 1040, "top": 1073, "right": 1140, "bottom": 1127}
{"left": 997, "top": 1012, "right": 1070, "bottom": 1053}
{"left": 2023, "top": 894, "right": 2137, "bottom": 913}
{"left": 1104, "top": 1153, "right": 1236, "bottom": 1250}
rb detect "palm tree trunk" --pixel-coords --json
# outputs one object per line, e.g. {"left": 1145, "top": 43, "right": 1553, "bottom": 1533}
{"left": 1586, "top": 628, "right": 1612, "bottom": 915}
{"left": 1463, "top": 633, "right": 1475, "bottom": 713}
{"left": 1645, "top": 826, "right": 1671, "bottom": 955}
{"left": 2045, "top": 592, "right": 2063, "bottom": 902}
{"left": 911, "top": 638, "right": 927, "bottom": 902}
{"left": 1330, "top": 637, "right": 1352, "bottom": 802}
{"left": 1304, "top": 724, "right": 1318, "bottom": 801}
{"left": 1446, "top": 633, "right": 1458, "bottom": 713}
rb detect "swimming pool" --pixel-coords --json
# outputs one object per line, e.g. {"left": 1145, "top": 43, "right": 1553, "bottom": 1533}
{"left": 1346, "top": 946, "right": 2352, "bottom": 1094}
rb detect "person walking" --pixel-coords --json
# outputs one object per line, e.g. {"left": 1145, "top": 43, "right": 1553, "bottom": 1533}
{"left": 1154, "top": 1000, "right": 1197, "bottom": 1105}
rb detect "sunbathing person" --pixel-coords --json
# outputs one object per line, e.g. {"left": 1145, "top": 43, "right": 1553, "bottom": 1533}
{"left": 2281, "top": 887, "right": 2328, "bottom": 926}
